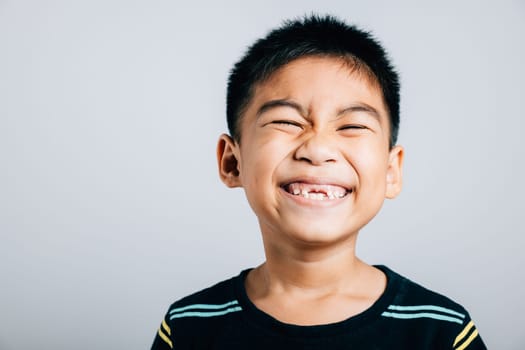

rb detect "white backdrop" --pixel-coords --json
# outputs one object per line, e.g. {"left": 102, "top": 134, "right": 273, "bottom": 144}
{"left": 1, "top": 1, "right": 524, "bottom": 349}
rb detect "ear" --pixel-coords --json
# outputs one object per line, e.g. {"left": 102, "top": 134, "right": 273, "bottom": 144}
{"left": 385, "top": 145, "right": 404, "bottom": 199}
{"left": 217, "top": 134, "right": 242, "bottom": 188}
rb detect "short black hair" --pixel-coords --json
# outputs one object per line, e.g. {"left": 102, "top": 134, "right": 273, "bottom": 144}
{"left": 226, "top": 14, "right": 400, "bottom": 147}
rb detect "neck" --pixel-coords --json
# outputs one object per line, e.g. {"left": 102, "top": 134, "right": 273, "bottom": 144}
{"left": 244, "top": 229, "right": 387, "bottom": 325}
{"left": 256, "top": 233, "right": 367, "bottom": 295}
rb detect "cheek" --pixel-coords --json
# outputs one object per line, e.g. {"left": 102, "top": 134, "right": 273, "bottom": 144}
{"left": 239, "top": 148, "right": 280, "bottom": 218}
{"left": 351, "top": 142, "right": 390, "bottom": 185}
{"left": 240, "top": 143, "right": 278, "bottom": 188}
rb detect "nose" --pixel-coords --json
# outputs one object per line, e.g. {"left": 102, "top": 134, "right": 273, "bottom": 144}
{"left": 294, "top": 131, "right": 339, "bottom": 165}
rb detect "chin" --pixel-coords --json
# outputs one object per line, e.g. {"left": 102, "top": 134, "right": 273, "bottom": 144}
{"left": 284, "top": 224, "right": 358, "bottom": 247}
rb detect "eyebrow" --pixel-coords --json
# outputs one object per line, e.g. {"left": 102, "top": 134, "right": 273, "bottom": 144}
{"left": 337, "top": 104, "right": 381, "bottom": 120}
{"left": 256, "top": 99, "right": 307, "bottom": 118}
{"left": 256, "top": 99, "right": 381, "bottom": 120}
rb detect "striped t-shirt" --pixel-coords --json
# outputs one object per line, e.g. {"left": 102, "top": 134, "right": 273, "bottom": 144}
{"left": 151, "top": 265, "right": 486, "bottom": 349}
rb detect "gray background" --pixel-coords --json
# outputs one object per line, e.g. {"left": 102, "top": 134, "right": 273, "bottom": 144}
{"left": 1, "top": 0, "right": 524, "bottom": 349}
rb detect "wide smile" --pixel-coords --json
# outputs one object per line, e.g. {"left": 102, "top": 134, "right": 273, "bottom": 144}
{"left": 281, "top": 180, "right": 352, "bottom": 201}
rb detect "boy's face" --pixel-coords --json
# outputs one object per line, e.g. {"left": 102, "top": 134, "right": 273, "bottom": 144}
{"left": 218, "top": 57, "right": 403, "bottom": 248}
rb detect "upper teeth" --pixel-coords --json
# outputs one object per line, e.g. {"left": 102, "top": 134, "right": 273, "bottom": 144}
{"left": 287, "top": 183, "right": 347, "bottom": 200}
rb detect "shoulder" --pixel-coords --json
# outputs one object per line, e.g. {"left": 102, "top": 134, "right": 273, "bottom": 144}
{"left": 381, "top": 265, "right": 467, "bottom": 315}
{"left": 151, "top": 272, "right": 243, "bottom": 350}
{"left": 152, "top": 270, "right": 246, "bottom": 349}
{"left": 165, "top": 271, "right": 244, "bottom": 326}
{"left": 378, "top": 265, "right": 486, "bottom": 349}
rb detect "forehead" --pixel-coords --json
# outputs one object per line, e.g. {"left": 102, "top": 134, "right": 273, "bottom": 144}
{"left": 266, "top": 55, "right": 379, "bottom": 87}
{"left": 247, "top": 56, "right": 387, "bottom": 117}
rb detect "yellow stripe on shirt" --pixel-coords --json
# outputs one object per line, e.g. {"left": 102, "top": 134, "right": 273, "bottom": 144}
{"left": 158, "top": 328, "right": 173, "bottom": 349}
{"left": 456, "top": 329, "right": 479, "bottom": 350}
{"left": 453, "top": 320, "right": 474, "bottom": 347}
{"left": 162, "top": 319, "right": 171, "bottom": 336}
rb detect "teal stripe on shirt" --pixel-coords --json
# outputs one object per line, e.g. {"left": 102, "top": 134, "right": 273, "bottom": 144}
{"left": 381, "top": 311, "right": 463, "bottom": 324}
{"left": 386, "top": 304, "right": 465, "bottom": 318}
{"left": 169, "top": 300, "right": 239, "bottom": 314}
{"left": 170, "top": 306, "right": 242, "bottom": 320}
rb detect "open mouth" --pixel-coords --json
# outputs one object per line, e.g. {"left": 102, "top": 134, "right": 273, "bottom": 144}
{"left": 283, "top": 182, "right": 351, "bottom": 201}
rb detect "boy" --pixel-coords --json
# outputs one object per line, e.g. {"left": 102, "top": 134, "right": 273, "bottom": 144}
{"left": 151, "top": 15, "right": 486, "bottom": 349}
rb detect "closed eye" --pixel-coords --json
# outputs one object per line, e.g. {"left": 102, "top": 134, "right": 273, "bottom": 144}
{"left": 338, "top": 124, "right": 367, "bottom": 130}
{"left": 271, "top": 120, "right": 303, "bottom": 128}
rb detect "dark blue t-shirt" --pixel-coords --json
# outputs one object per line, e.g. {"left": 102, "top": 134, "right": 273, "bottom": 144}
{"left": 151, "top": 266, "right": 486, "bottom": 349}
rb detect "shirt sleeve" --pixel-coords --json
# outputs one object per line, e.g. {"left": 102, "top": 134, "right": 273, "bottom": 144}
{"left": 451, "top": 315, "right": 487, "bottom": 350}
{"left": 150, "top": 312, "right": 173, "bottom": 350}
